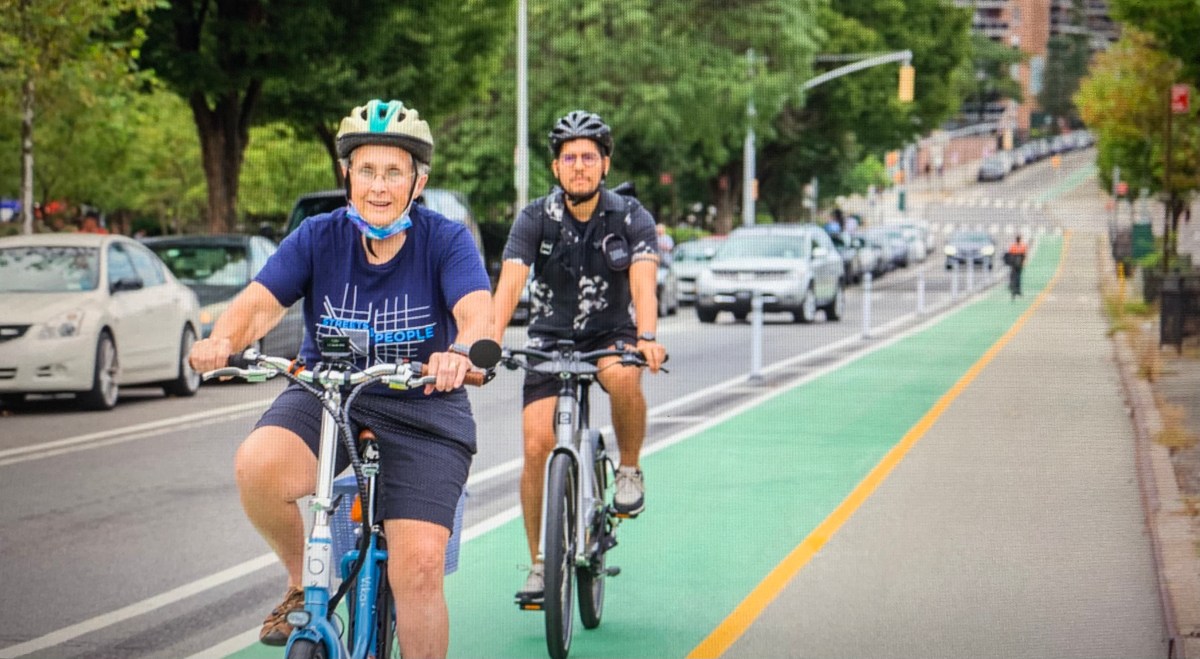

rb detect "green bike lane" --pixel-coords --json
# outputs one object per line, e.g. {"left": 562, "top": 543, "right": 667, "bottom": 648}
{"left": 229, "top": 240, "right": 1060, "bottom": 659}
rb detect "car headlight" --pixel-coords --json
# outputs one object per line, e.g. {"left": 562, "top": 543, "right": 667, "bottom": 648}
{"left": 980, "top": 245, "right": 995, "bottom": 256}
{"left": 38, "top": 309, "right": 85, "bottom": 339}
{"left": 944, "top": 245, "right": 957, "bottom": 256}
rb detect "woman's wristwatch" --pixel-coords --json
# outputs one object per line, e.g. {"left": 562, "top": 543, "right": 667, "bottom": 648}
{"left": 638, "top": 332, "right": 657, "bottom": 342}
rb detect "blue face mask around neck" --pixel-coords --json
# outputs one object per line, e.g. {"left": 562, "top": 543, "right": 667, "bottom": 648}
{"left": 346, "top": 201, "right": 413, "bottom": 240}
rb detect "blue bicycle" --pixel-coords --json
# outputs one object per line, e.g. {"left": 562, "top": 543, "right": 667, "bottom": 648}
{"left": 203, "top": 336, "right": 497, "bottom": 659}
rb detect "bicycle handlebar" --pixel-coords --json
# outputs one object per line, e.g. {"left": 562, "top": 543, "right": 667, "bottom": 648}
{"left": 498, "top": 342, "right": 665, "bottom": 378}
{"left": 203, "top": 350, "right": 492, "bottom": 389}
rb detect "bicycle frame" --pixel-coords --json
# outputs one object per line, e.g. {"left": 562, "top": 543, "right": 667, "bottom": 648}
{"left": 284, "top": 383, "right": 392, "bottom": 659}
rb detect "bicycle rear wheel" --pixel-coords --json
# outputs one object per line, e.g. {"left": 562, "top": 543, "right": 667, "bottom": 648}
{"left": 577, "top": 446, "right": 610, "bottom": 629}
{"left": 543, "top": 453, "right": 577, "bottom": 659}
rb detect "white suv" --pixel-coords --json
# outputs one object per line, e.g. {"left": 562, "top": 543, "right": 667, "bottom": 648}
{"left": 695, "top": 225, "right": 845, "bottom": 324}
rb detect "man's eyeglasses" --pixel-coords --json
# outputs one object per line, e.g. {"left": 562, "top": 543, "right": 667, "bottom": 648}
{"left": 352, "top": 166, "right": 414, "bottom": 185}
{"left": 559, "top": 152, "right": 602, "bottom": 168}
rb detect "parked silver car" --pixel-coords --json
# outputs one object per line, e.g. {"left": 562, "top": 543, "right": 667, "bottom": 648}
{"left": 695, "top": 225, "right": 845, "bottom": 324}
{"left": 671, "top": 236, "right": 724, "bottom": 303}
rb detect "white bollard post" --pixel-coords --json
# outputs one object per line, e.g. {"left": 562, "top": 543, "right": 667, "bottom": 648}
{"left": 951, "top": 260, "right": 959, "bottom": 299}
{"left": 861, "top": 270, "right": 873, "bottom": 339}
{"left": 917, "top": 267, "right": 926, "bottom": 314}
{"left": 749, "top": 291, "right": 764, "bottom": 384}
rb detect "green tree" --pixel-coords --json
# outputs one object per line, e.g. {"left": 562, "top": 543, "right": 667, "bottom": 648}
{"left": 1076, "top": 29, "right": 1199, "bottom": 262}
{"left": 1111, "top": 0, "right": 1200, "bottom": 87}
{"left": 758, "top": 0, "right": 972, "bottom": 220}
{"left": 1038, "top": 0, "right": 1091, "bottom": 127}
{"left": 138, "top": 0, "right": 512, "bottom": 233}
{"left": 0, "top": 0, "right": 155, "bottom": 234}
{"left": 436, "top": 0, "right": 824, "bottom": 233}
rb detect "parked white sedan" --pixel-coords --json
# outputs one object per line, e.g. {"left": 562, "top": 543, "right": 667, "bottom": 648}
{"left": 0, "top": 233, "right": 202, "bottom": 409}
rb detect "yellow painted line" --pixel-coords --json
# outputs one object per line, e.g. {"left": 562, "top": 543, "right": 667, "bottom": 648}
{"left": 688, "top": 233, "right": 1073, "bottom": 659}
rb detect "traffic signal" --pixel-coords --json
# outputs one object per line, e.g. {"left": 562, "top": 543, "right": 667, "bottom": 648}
{"left": 898, "top": 64, "right": 915, "bottom": 103}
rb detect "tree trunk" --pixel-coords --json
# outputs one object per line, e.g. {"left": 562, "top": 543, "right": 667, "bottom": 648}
{"left": 190, "top": 85, "right": 259, "bottom": 233}
{"left": 710, "top": 165, "right": 738, "bottom": 235}
{"left": 20, "top": 74, "right": 35, "bottom": 235}
{"left": 315, "top": 123, "right": 344, "bottom": 187}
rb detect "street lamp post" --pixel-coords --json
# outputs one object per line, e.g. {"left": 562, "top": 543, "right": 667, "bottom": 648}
{"left": 515, "top": 0, "right": 529, "bottom": 212}
{"left": 743, "top": 49, "right": 758, "bottom": 228}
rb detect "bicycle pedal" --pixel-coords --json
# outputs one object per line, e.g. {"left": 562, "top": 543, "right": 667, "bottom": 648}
{"left": 516, "top": 599, "right": 544, "bottom": 611}
{"left": 605, "top": 566, "right": 621, "bottom": 577}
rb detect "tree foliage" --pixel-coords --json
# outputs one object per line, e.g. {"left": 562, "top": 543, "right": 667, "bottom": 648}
{"left": 1076, "top": 29, "right": 1199, "bottom": 201}
{"left": 1111, "top": 0, "right": 1200, "bottom": 87}
{"left": 0, "top": 0, "right": 155, "bottom": 233}
{"left": 138, "top": 0, "right": 512, "bottom": 232}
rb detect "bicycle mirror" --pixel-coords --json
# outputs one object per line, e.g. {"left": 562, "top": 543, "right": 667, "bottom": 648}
{"left": 469, "top": 339, "right": 502, "bottom": 369}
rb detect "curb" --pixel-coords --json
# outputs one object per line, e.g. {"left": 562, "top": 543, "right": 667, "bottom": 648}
{"left": 1102, "top": 237, "right": 1200, "bottom": 658}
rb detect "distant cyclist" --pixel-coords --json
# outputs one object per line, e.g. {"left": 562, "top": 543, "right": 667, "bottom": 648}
{"left": 1005, "top": 234, "right": 1028, "bottom": 299}
{"left": 188, "top": 99, "right": 492, "bottom": 658}
{"left": 491, "top": 110, "right": 667, "bottom": 604}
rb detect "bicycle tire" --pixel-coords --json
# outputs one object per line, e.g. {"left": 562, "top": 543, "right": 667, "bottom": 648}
{"left": 543, "top": 453, "right": 577, "bottom": 659}
{"left": 285, "top": 638, "right": 328, "bottom": 659}
{"left": 577, "top": 447, "right": 609, "bottom": 629}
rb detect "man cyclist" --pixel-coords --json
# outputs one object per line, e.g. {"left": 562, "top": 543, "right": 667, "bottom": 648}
{"left": 1005, "top": 234, "right": 1028, "bottom": 299}
{"left": 491, "top": 110, "right": 668, "bottom": 604}
{"left": 188, "top": 99, "right": 492, "bottom": 658}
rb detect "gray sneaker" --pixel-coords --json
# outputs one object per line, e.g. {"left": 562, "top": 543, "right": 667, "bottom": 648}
{"left": 515, "top": 563, "right": 544, "bottom": 606}
{"left": 613, "top": 466, "right": 645, "bottom": 517}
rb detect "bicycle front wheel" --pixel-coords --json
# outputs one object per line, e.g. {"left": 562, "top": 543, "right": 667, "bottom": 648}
{"left": 374, "top": 562, "right": 397, "bottom": 659}
{"left": 543, "top": 453, "right": 577, "bottom": 659}
{"left": 577, "top": 448, "right": 610, "bottom": 629}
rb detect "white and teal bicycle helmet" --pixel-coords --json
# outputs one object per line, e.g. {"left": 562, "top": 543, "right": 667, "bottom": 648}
{"left": 336, "top": 99, "right": 434, "bottom": 166}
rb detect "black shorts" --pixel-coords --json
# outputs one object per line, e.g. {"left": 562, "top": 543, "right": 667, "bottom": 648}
{"left": 522, "top": 329, "right": 637, "bottom": 406}
{"left": 255, "top": 384, "right": 474, "bottom": 531}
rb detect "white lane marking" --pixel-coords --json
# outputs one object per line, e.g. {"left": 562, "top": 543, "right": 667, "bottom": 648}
{"left": 0, "top": 400, "right": 270, "bottom": 463}
{"left": 0, "top": 554, "right": 278, "bottom": 658}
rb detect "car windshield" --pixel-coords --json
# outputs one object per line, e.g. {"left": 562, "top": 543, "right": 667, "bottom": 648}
{"left": 673, "top": 241, "right": 718, "bottom": 262}
{"left": 716, "top": 235, "right": 808, "bottom": 260}
{"left": 950, "top": 232, "right": 992, "bottom": 245}
{"left": 149, "top": 244, "right": 251, "bottom": 286}
{"left": 0, "top": 246, "right": 99, "bottom": 292}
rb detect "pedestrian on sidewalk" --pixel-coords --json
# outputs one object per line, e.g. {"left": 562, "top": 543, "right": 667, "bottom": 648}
{"left": 1004, "top": 234, "right": 1028, "bottom": 299}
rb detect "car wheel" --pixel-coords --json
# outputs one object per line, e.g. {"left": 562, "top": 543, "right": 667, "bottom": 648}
{"left": 696, "top": 305, "right": 717, "bottom": 323}
{"left": 163, "top": 326, "right": 201, "bottom": 397}
{"left": 822, "top": 284, "right": 845, "bottom": 321}
{"left": 79, "top": 332, "right": 119, "bottom": 411}
{"left": 793, "top": 286, "right": 817, "bottom": 324}
{"left": 657, "top": 292, "right": 669, "bottom": 318}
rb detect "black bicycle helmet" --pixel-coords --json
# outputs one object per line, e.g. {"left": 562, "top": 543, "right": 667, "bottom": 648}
{"left": 548, "top": 110, "right": 613, "bottom": 157}
{"left": 336, "top": 99, "right": 434, "bottom": 166}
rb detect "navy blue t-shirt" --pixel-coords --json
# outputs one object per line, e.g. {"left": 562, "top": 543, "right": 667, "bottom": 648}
{"left": 256, "top": 204, "right": 490, "bottom": 399}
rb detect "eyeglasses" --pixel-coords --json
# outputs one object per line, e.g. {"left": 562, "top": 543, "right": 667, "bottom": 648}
{"left": 352, "top": 166, "right": 414, "bottom": 186}
{"left": 558, "top": 152, "right": 602, "bottom": 168}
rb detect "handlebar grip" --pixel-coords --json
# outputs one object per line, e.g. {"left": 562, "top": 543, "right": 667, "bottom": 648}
{"left": 418, "top": 363, "right": 490, "bottom": 387}
{"left": 226, "top": 351, "right": 255, "bottom": 369}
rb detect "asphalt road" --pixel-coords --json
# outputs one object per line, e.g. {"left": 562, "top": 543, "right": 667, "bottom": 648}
{"left": 0, "top": 151, "right": 1091, "bottom": 659}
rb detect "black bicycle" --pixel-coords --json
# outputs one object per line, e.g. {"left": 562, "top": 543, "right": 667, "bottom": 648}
{"left": 500, "top": 339, "right": 661, "bottom": 659}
